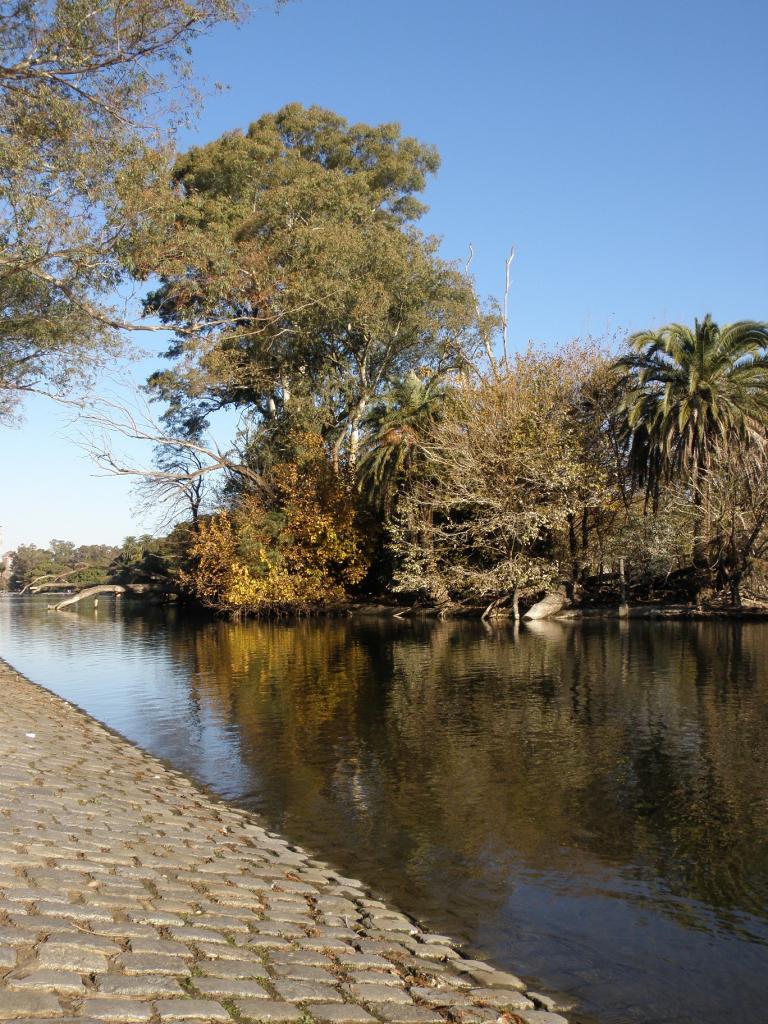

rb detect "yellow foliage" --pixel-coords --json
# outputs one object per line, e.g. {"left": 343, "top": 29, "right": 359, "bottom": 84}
{"left": 180, "top": 435, "right": 368, "bottom": 614}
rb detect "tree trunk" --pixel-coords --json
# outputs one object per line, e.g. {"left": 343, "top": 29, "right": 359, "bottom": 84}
{"left": 510, "top": 585, "right": 520, "bottom": 621}
{"left": 53, "top": 585, "right": 126, "bottom": 611}
{"left": 331, "top": 432, "right": 344, "bottom": 475}
{"left": 691, "top": 455, "right": 707, "bottom": 570}
{"left": 567, "top": 512, "right": 579, "bottom": 583}
{"left": 347, "top": 399, "right": 367, "bottom": 470}
{"left": 618, "top": 557, "right": 629, "bottom": 617}
{"left": 523, "top": 588, "right": 567, "bottom": 620}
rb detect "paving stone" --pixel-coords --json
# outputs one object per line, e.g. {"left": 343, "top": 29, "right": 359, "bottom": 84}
{"left": 44, "top": 932, "right": 122, "bottom": 956}
{"left": 410, "top": 988, "right": 473, "bottom": 1008}
{"left": 232, "top": 999, "right": 304, "bottom": 1022}
{"left": 469, "top": 989, "right": 535, "bottom": 1011}
{"left": 270, "top": 952, "right": 333, "bottom": 968}
{"left": 295, "top": 939, "right": 354, "bottom": 955}
{"left": 126, "top": 911, "right": 185, "bottom": 927}
{"left": 467, "top": 969, "right": 525, "bottom": 990}
{"left": 0, "top": 945, "right": 18, "bottom": 967}
{"left": 79, "top": 1000, "right": 153, "bottom": 1022}
{"left": 459, "top": 1009, "right": 499, "bottom": 1023}
{"left": 191, "top": 914, "right": 253, "bottom": 932}
{"left": 0, "top": 992, "right": 64, "bottom": 1019}
{"left": 309, "top": 1005, "right": 377, "bottom": 1024}
{"left": 194, "top": 942, "right": 261, "bottom": 961}
{"left": 95, "top": 975, "right": 185, "bottom": 997}
{"left": 6, "top": 970, "right": 87, "bottom": 994}
{"left": 94, "top": 923, "right": 160, "bottom": 941}
{"left": 272, "top": 964, "right": 337, "bottom": 983}
{"left": 36, "top": 946, "right": 110, "bottom": 973}
{"left": 0, "top": 926, "right": 41, "bottom": 947}
{"left": 35, "top": 901, "right": 114, "bottom": 923}
{"left": 369, "top": 1006, "right": 445, "bottom": 1024}
{"left": 238, "top": 935, "right": 292, "bottom": 950}
{"left": 196, "top": 959, "right": 270, "bottom": 980}
{"left": 347, "top": 970, "right": 401, "bottom": 987}
{"left": 116, "top": 952, "right": 192, "bottom": 976}
{"left": 193, "top": 977, "right": 271, "bottom": 998}
{"left": 347, "top": 983, "right": 413, "bottom": 1004}
{"left": 0, "top": 1019, "right": 91, "bottom": 1024}
{"left": 168, "top": 926, "right": 228, "bottom": 945}
{"left": 128, "top": 939, "right": 193, "bottom": 959}
{"left": 337, "top": 953, "right": 392, "bottom": 970}
{"left": 153, "top": 999, "right": 230, "bottom": 1021}
{"left": 272, "top": 980, "right": 344, "bottom": 1003}
{"left": 516, "top": 1015, "right": 569, "bottom": 1024}
{"left": 526, "top": 994, "right": 576, "bottom": 1014}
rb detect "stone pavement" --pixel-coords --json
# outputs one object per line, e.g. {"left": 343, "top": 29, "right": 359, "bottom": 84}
{"left": 0, "top": 660, "right": 570, "bottom": 1024}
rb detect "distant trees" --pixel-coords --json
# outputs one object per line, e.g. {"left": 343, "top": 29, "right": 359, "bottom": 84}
{"left": 9, "top": 540, "right": 119, "bottom": 592}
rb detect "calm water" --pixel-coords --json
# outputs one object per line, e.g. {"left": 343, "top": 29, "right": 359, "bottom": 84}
{"left": 1, "top": 597, "right": 768, "bottom": 1024}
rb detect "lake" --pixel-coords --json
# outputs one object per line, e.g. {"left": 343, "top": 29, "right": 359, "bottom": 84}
{"left": 1, "top": 596, "right": 767, "bottom": 1024}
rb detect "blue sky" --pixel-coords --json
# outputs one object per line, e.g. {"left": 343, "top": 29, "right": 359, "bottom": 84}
{"left": 3, "top": 0, "right": 767, "bottom": 550}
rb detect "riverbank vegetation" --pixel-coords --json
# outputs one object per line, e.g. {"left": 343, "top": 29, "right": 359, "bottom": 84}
{"left": 2, "top": 7, "right": 767, "bottom": 617}
{"left": 117, "top": 106, "right": 768, "bottom": 617}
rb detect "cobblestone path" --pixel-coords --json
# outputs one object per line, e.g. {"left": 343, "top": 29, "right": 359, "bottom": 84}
{"left": 0, "top": 661, "right": 570, "bottom": 1024}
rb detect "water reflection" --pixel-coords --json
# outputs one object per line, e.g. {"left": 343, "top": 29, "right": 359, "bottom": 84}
{"left": 1, "top": 598, "right": 767, "bottom": 1024}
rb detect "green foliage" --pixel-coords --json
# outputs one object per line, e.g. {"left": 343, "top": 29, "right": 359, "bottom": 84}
{"left": 357, "top": 371, "right": 446, "bottom": 518}
{"left": 615, "top": 314, "right": 768, "bottom": 575}
{"left": 9, "top": 540, "right": 119, "bottom": 591}
{"left": 0, "top": 0, "right": 246, "bottom": 417}
{"left": 139, "top": 104, "right": 486, "bottom": 463}
{"left": 615, "top": 315, "right": 768, "bottom": 500}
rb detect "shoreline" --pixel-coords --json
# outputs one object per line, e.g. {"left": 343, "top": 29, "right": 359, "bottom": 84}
{"left": 347, "top": 601, "right": 768, "bottom": 622}
{"left": 0, "top": 657, "right": 572, "bottom": 1024}
{"left": 7, "top": 591, "right": 768, "bottom": 625}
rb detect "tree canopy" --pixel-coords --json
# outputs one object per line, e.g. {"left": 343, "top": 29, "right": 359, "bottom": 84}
{"left": 0, "top": 0, "right": 249, "bottom": 418}
{"left": 141, "top": 104, "right": 487, "bottom": 467}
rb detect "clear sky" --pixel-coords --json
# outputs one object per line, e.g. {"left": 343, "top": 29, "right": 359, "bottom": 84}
{"left": 3, "top": 0, "right": 767, "bottom": 550}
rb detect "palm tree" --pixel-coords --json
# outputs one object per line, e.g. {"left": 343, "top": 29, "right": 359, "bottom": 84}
{"left": 615, "top": 314, "right": 768, "bottom": 564}
{"left": 357, "top": 372, "right": 445, "bottom": 518}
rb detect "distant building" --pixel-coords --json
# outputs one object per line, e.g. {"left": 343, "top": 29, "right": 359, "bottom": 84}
{"left": 0, "top": 527, "right": 12, "bottom": 588}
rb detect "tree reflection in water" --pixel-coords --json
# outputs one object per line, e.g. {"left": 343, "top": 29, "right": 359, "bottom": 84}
{"left": 4, "top": 601, "right": 768, "bottom": 1024}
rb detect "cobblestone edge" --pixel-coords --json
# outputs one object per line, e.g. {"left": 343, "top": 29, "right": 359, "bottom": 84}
{"left": 0, "top": 658, "right": 573, "bottom": 1024}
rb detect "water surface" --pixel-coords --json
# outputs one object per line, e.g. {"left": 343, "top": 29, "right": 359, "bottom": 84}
{"left": 2, "top": 596, "right": 767, "bottom": 1024}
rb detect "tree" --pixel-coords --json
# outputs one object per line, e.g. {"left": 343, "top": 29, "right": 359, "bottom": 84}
{"left": 133, "top": 409, "right": 213, "bottom": 529}
{"left": 0, "top": 0, "right": 258, "bottom": 419}
{"left": 693, "top": 435, "right": 768, "bottom": 605}
{"left": 615, "top": 315, "right": 768, "bottom": 565}
{"left": 9, "top": 537, "right": 118, "bottom": 591}
{"left": 390, "top": 349, "right": 610, "bottom": 616}
{"left": 180, "top": 433, "right": 369, "bottom": 614}
{"left": 356, "top": 371, "right": 445, "bottom": 518}
{"left": 140, "top": 104, "right": 484, "bottom": 469}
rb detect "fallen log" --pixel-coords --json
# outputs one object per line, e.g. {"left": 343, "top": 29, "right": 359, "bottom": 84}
{"left": 52, "top": 585, "right": 126, "bottom": 611}
{"left": 523, "top": 587, "right": 568, "bottom": 620}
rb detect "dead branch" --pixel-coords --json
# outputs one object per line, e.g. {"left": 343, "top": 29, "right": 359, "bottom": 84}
{"left": 38, "top": 388, "right": 271, "bottom": 496}
{"left": 53, "top": 585, "right": 126, "bottom": 611}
